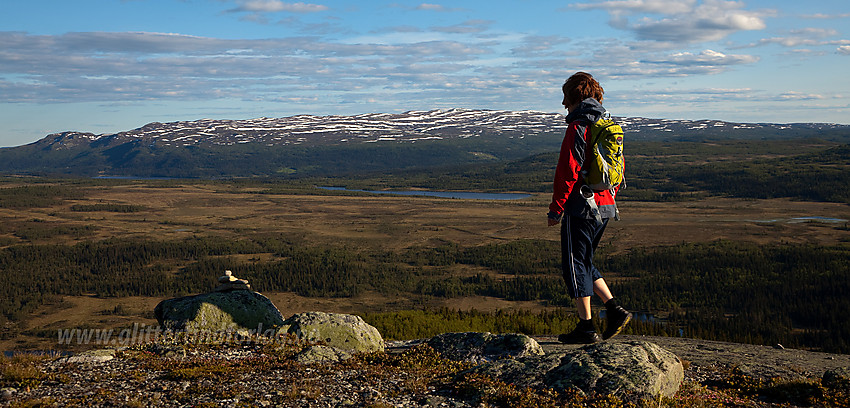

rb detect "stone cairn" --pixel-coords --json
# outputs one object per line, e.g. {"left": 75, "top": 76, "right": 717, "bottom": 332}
{"left": 214, "top": 270, "right": 251, "bottom": 292}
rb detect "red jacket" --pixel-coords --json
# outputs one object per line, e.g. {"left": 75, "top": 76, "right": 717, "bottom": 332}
{"left": 548, "top": 99, "right": 619, "bottom": 221}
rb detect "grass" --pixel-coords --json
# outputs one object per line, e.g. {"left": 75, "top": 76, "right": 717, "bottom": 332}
{"left": 0, "top": 353, "right": 56, "bottom": 389}
{"left": 69, "top": 203, "right": 147, "bottom": 213}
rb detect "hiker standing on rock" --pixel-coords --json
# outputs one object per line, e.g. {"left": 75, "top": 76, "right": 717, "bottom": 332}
{"left": 547, "top": 72, "right": 632, "bottom": 344}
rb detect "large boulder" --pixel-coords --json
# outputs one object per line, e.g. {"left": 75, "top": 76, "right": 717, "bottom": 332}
{"left": 280, "top": 312, "right": 384, "bottom": 353}
{"left": 469, "top": 340, "right": 683, "bottom": 401}
{"left": 823, "top": 367, "right": 850, "bottom": 387}
{"left": 154, "top": 290, "right": 285, "bottom": 335}
{"left": 427, "top": 332, "right": 544, "bottom": 364}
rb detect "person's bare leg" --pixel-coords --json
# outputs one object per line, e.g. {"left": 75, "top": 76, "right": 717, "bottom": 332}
{"left": 593, "top": 278, "right": 613, "bottom": 303}
{"left": 574, "top": 296, "right": 592, "bottom": 320}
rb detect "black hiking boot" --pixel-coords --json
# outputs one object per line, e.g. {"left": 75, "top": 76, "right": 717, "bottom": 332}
{"left": 558, "top": 326, "right": 601, "bottom": 344}
{"left": 602, "top": 304, "right": 632, "bottom": 340}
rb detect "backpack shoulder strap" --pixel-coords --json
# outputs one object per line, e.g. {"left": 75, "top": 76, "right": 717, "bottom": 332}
{"left": 589, "top": 116, "right": 620, "bottom": 145}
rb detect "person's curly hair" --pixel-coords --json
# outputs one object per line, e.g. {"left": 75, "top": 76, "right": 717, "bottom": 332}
{"left": 562, "top": 72, "right": 604, "bottom": 107}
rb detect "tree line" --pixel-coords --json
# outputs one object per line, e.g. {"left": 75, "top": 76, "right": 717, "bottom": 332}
{"left": 312, "top": 140, "right": 850, "bottom": 204}
{"left": 2, "top": 235, "right": 849, "bottom": 353}
{"left": 363, "top": 308, "right": 672, "bottom": 341}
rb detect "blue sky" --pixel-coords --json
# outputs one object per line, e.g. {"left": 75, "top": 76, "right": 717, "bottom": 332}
{"left": 2, "top": 0, "right": 849, "bottom": 147}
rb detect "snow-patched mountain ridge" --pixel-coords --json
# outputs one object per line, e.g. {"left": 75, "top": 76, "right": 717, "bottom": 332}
{"left": 42, "top": 109, "right": 561, "bottom": 149}
{"left": 39, "top": 108, "right": 849, "bottom": 150}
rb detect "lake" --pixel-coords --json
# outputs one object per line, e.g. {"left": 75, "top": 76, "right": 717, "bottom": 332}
{"left": 318, "top": 186, "right": 532, "bottom": 200}
{"left": 751, "top": 216, "right": 848, "bottom": 224}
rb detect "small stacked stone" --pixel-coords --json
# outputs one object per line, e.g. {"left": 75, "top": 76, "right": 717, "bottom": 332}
{"left": 214, "top": 270, "right": 251, "bottom": 292}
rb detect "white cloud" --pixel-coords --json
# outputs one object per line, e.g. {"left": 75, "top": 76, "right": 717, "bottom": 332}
{"left": 570, "top": 0, "right": 696, "bottom": 15}
{"left": 225, "top": 1, "right": 328, "bottom": 24}
{"left": 546, "top": 40, "right": 760, "bottom": 78}
{"left": 790, "top": 28, "right": 839, "bottom": 37}
{"left": 617, "top": 87, "right": 756, "bottom": 102}
{"left": 510, "top": 35, "right": 572, "bottom": 57}
{"left": 0, "top": 31, "right": 492, "bottom": 104}
{"left": 228, "top": 1, "right": 328, "bottom": 13}
{"left": 650, "top": 49, "right": 760, "bottom": 65}
{"left": 0, "top": 0, "right": 839, "bottom": 126}
{"left": 432, "top": 20, "right": 493, "bottom": 34}
{"left": 571, "top": 0, "right": 769, "bottom": 43}
{"left": 414, "top": 3, "right": 464, "bottom": 12}
{"left": 614, "top": 87, "right": 836, "bottom": 109}
{"left": 385, "top": 26, "right": 423, "bottom": 33}
{"left": 416, "top": 3, "right": 445, "bottom": 11}
{"left": 801, "top": 13, "right": 850, "bottom": 19}
{"left": 752, "top": 38, "right": 821, "bottom": 48}
{"left": 779, "top": 92, "right": 825, "bottom": 100}
{"left": 0, "top": 24, "right": 772, "bottom": 114}
{"left": 736, "top": 27, "right": 841, "bottom": 48}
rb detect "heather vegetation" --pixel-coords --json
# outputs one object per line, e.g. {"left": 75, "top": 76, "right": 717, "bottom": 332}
{"left": 6, "top": 339, "right": 848, "bottom": 407}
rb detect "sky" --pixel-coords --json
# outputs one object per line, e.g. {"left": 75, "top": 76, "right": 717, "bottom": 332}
{"left": 2, "top": 0, "right": 849, "bottom": 147}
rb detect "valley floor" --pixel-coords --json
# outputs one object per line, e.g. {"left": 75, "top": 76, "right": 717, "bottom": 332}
{"left": 2, "top": 184, "right": 848, "bottom": 352}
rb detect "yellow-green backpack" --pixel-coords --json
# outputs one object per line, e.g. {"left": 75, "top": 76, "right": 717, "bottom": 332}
{"left": 582, "top": 115, "right": 625, "bottom": 192}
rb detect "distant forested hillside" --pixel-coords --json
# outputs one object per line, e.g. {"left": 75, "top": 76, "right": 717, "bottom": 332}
{"left": 318, "top": 140, "right": 850, "bottom": 204}
{"left": 0, "top": 130, "right": 565, "bottom": 178}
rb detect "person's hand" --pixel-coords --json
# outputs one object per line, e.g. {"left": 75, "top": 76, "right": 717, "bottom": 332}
{"left": 548, "top": 217, "right": 560, "bottom": 226}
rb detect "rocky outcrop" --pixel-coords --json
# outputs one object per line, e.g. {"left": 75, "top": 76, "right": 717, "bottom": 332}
{"left": 14, "top": 332, "right": 850, "bottom": 407}
{"left": 279, "top": 312, "right": 384, "bottom": 353}
{"left": 153, "top": 273, "right": 384, "bottom": 355}
{"left": 214, "top": 270, "right": 251, "bottom": 292}
{"left": 405, "top": 333, "right": 683, "bottom": 401}
{"left": 151, "top": 273, "right": 680, "bottom": 401}
{"left": 467, "top": 340, "right": 683, "bottom": 400}
{"left": 153, "top": 272, "right": 284, "bottom": 335}
{"left": 823, "top": 367, "right": 850, "bottom": 387}
{"left": 61, "top": 348, "right": 117, "bottom": 364}
{"left": 426, "top": 332, "right": 544, "bottom": 364}
{"left": 294, "top": 345, "right": 354, "bottom": 365}
{"left": 154, "top": 290, "right": 284, "bottom": 334}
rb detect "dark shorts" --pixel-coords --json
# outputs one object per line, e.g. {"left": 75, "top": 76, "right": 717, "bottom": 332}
{"left": 561, "top": 216, "right": 608, "bottom": 298}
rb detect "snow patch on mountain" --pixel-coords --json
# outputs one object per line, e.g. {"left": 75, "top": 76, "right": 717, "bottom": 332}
{"left": 36, "top": 108, "right": 849, "bottom": 150}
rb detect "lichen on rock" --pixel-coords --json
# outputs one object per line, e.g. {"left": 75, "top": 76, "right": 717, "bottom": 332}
{"left": 154, "top": 290, "right": 285, "bottom": 335}
{"left": 426, "top": 332, "right": 544, "bottom": 364}
{"left": 468, "top": 340, "right": 684, "bottom": 401}
{"left": 546, "top": 340, "right": 683, "bottom": 398}
{"left": 294, "top": 345, "right": 354, "bottom": 365}
{"left": 279, "top": 311, "right": 384, "bottom": 353}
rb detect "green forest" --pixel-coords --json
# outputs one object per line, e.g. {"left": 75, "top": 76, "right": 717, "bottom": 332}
{"left": 2, "top": 234, "right": 849, "bottom": 353}
{"left": 307, "top": 140, "right": 850, "bottom": 204}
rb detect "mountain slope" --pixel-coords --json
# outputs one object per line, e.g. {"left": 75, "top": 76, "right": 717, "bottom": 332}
{"left": 1, "top": 109, "right": 848, "bottom": 178}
